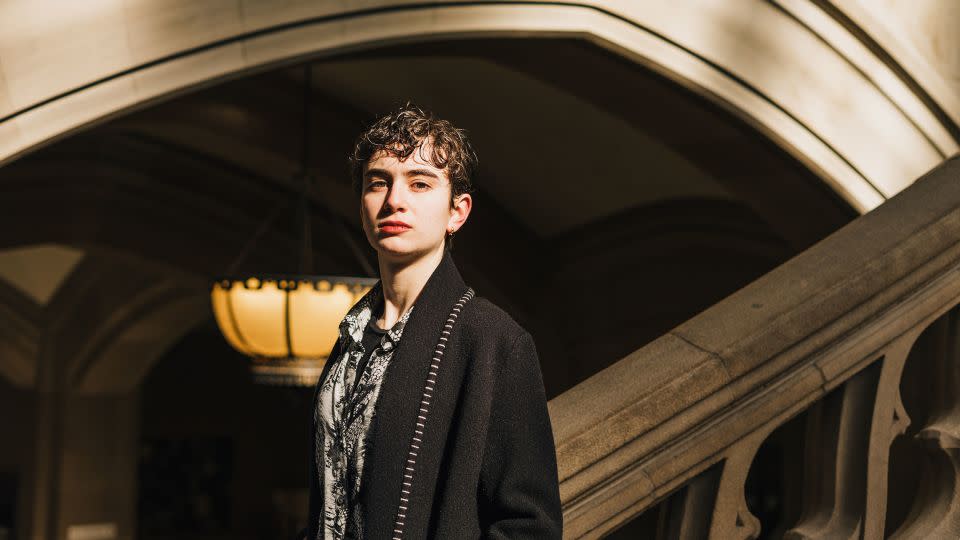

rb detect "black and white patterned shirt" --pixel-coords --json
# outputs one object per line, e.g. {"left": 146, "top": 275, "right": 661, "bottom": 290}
{"left": 315, "top": 282, "right": 414, "bottom": 539}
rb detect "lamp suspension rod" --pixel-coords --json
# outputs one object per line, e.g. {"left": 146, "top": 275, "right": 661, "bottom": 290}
{"left": 299, "top": 64, "right": 314, "bottom": 275}
{"left": 298, "top": 63, "right": 376, "bottom": 278}
{"left": 301, "top": 64, "right": 313, "bottom": 175}
{"left": 222, "top": 66, "right": 377, "bottom": 278}
{"left": 328, "top": 207, "right": 376, "bottom": 277}
{"left": 225, "top": 196, "right": 290, "bottom": 276}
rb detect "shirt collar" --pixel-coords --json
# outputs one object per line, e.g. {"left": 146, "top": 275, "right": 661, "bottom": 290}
{"left": 338, "top": 281, "right": 414, "bottom": 351}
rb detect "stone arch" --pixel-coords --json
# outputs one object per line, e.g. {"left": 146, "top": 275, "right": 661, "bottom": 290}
{"left": 0, "top": 278, "right": 41, "bottom": 388}
{"left": 20, "top": 251, "right": 210, "bottom": 395}
{"left": 0, "top": 1, "right": 956, "bottom": 213}
{"left": 68, "top": 280, "right": 210, "bottom": 395}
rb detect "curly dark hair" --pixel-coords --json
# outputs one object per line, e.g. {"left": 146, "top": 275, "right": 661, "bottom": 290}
{"left": 349, "top": 103, "right": 478, "bottom": 206}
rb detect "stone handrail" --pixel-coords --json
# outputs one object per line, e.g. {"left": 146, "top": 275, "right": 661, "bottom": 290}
{"left": 550, "top": 155, "right": 960, "bottom": 538}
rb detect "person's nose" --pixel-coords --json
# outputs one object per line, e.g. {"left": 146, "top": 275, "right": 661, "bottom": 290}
{"left": 383, "top": 182, "right": 408, "bottom": 213}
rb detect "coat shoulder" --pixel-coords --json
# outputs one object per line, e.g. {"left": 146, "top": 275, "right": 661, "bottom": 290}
{"left": 460, "top": 296, "right": 528, "bottom": 345}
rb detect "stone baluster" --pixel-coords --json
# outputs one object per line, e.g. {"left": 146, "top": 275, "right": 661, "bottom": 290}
{"left": 890, "top": 308, "right": 960, "bottom": 538}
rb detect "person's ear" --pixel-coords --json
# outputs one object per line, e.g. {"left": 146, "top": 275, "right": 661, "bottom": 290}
{"left": 447, "top": 193, "right": 472, "bottom": 234}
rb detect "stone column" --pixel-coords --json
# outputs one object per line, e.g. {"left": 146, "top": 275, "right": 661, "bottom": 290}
{"left": 27, "top": 341, "right": 139, "bottom": 540}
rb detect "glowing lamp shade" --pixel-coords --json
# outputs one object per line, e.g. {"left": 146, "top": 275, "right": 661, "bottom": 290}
{"left": 211, "top": 276, "right": 376, "bottom": 386}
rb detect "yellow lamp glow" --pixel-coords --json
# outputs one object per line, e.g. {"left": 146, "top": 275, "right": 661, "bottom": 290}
{"left": 211, "top": 275, "right": 376, "bottom": 386}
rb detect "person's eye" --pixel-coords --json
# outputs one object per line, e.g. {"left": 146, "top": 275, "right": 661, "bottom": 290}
{"left": 412, "top": 181, "right": 431, "bottom": 190}
{"left": 367, "top": 180, "right": 387, "bottom": 191}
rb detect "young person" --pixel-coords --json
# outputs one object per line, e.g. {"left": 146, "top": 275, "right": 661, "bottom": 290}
{"left": 304, "top": 104, "right": 562, "bottom": 539}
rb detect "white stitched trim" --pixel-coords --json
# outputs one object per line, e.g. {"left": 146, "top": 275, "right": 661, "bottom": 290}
{"left": 392, "top": 288, "right": 474, "bottom": 539}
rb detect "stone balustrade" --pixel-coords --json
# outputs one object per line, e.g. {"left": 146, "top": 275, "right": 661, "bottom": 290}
{"left": 551, "top": 155, "right": 960, "bottom": 538}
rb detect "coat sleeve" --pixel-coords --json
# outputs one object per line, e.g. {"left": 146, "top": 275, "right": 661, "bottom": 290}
{"left": 478, "top": 330, "right": 563, "bottom": 539}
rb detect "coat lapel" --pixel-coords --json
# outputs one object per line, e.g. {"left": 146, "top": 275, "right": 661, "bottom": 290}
{"left": 362, "top": 251, "right": 468, "bottom": 539}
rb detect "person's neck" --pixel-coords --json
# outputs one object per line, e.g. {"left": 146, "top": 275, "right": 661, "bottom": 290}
{"left": 377, "top": 246, "right": 445, "bottom": 329}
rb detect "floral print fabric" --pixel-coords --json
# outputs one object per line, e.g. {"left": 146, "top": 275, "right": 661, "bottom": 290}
{"left": 315, "top": 282, "right": 413, "bottom": 540}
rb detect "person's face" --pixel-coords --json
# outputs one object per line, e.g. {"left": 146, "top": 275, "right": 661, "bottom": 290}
{"left": 360, "top": 141, "right": 471, "bottom": 264}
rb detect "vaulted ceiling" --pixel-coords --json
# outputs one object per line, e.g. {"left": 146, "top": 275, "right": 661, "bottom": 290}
{"left": 0, "top": 38, "right": 856, "bottom": 395}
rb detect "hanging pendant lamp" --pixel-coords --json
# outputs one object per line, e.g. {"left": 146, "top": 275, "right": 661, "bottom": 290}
{"left": 210, "top": 65, "right": 376, "bottom": 386}
{"left": 211, "top": 274, "right": 375, "bottom": 386}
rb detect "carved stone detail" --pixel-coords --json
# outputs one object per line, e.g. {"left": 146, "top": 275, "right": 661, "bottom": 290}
{"left": 890, "top": 308, "right": 960, "bottom": 539}
{"left": 862, "top": 335, "right": 917, "bottom": 539}
{"left": 782, "top": 361, "right": 879, "bottom": 539}
{"left": 558, "top": 160, "right": 960, "bottom": 537}
{"left": 708, "top": 431, "right": 766, "bottom": 539}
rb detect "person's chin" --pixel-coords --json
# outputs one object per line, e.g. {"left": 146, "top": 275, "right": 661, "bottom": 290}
{"left": 375, "top": 237, "right": 441, "bottom": 264}
{"left": 375, "top": 238, "right": 419, "bottom": 260}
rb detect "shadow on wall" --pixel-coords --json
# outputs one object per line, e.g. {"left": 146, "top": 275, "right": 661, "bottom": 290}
{"left": 138, "top": 321, "right": 312, "bottom": 540}
{"left": 0, "top": 472, "right": 15, "bottom": 540}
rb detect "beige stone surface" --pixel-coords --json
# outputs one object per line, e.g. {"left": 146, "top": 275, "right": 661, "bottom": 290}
{"left": 604, "top": 0, "right": 947, "bottom": 195}
{"left": 13, "top": 75, "right": 139, "bottom": 154}
{"left": 123, "top": 0, "right": 243, "bottom": 63}
{"left": 833, "top": 0, "right": 960, "bottom": 128}
{"left": 554, "top": 333, "right": 730, "bottom": 499}
{"left": 12, "top": 253, "right": 209, "bottom": 538}
{"left": 0, "top": 118, "right": 22, "bottom": 164}
{"left": 55, "top": 393, "right": 139, "bottom": 539}
{"left": 0, "top": 340, "right": 35, "bottom": 388}
{"left": 0, "top": 0, "right": 953, "bottom": 214}
{"left": 777, "top": 0, "right": 956, "bottom": 156}
{"left": 673, "top": 157, "right": 960, "bottom": 378}
{"left": 238, "top": 0, "right": 349, "bottom": 31}
{"left": 555, "top": 157, "right": 960, "bottom": 537}
{"left": 0, "top": 0, "right": 133, "bottom": 114}
{"left": 0, "top": 58, "right": 11, "bottom": 116}
{"left": 131, "top": 41, "right": 246, "bottom": 103}
{"left": 75, "top": 289, "right": 209, "bottom": 394}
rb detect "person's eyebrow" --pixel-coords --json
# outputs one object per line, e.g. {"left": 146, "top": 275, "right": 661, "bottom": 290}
{"left": 405, "top": 168, "right": 440, "bottom": 180}
{"left": 364, "top": 168, "right": 391, "bottom": 180}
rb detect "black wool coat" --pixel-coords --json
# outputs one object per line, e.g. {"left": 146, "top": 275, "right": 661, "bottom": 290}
{"left": 306, "top": 251, "right": 562, "bottom": 539}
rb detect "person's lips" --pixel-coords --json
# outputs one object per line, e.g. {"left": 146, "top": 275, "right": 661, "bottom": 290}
{"left": 379, "top": 220, "right": 412, "bottom": 234}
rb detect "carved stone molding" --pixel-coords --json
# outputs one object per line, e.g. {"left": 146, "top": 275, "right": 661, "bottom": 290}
{"left": 708, "top": 432, "right": 765, "bottom": 539}
{"left": 784, "top": 361, "right": 880, "bottom": 539}
{"left": 0, "top": 1, "right": 955, "bottom": 212}
{"left": 0, "top": 278, "right": 41, "bottom": 388}
{"left": 889, "top": 307, "right": 960, "bottom": 538}
{"left": 552, "top": 157, "right": 960, "bottom": 537}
